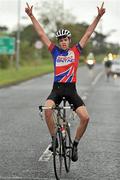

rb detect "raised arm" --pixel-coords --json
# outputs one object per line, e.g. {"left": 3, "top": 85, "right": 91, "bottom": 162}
{"left": 25, "top": 3, "right": 51, "bottom": 48}
{"left": 80, "top": 2, "right": 105, "bottom": 48}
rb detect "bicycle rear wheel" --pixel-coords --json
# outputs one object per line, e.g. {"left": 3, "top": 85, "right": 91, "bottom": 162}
{"left": 64, "top": 124, "right": 72, "bottom": 172}
{"left": 53, "top": 129, "right": 63, "bottom": 180}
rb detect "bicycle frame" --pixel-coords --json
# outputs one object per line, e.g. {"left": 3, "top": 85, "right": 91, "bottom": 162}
{"left": 39, "top": 97, "right": 74, "bottom": 180}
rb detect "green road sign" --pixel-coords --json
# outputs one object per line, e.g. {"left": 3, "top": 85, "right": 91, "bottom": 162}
{"left": 0, "top": 37, "right": 15, "bottom": 55}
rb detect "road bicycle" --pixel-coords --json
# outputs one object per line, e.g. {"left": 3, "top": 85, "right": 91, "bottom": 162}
{"left": 39, "top": 97, "right": 74, "bottom": 180}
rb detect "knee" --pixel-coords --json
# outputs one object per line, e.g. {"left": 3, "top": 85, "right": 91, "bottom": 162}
{"left": 44, "top": 100, "right": 55, "bottom": 119}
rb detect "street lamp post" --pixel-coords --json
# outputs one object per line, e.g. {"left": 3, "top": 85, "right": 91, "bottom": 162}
{"left": 16, "top": 0, "right": 21, "bottom": 70}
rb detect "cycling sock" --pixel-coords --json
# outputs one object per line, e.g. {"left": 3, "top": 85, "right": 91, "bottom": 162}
{"left": 51, "top": 136, "right": 54, "bottom": 140}
{"left": 51, "top": 135, "right": 57, "bottom": 141}
{"left": 73, "top": 139, "right": 79, "bottom": 147}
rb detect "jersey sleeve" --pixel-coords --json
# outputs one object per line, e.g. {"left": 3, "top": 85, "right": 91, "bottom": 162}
{"left": 48, "top": 43, "right": 58, "bottom": 56}
{"left": 75, "top": 43, "right": 83, "bottom": 54}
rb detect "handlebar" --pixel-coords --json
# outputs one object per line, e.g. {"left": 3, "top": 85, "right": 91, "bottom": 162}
{"left": 39, "top": 104, "right": 75, "bottom": 122}
{"left": 39, "top": 105, "right": 73, "bottom": 112}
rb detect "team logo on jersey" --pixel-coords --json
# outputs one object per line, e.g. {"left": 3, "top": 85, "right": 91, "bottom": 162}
{"left": 56, "top": 50, "right": 75, "bottom": 66}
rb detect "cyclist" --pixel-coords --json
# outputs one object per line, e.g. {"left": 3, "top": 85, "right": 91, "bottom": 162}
{"left": 25, "top": 2, "right": 105, "bottom": 162}
{"left": 104, "top": 59, "right": 112, "bottom": 80}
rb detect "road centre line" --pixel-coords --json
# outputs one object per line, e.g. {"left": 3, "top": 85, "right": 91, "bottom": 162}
{"left": 92, "top": 71, "right": 103, "bottom": 86}
{"left": 38, "top": 144, "right": 52, "bottom": 162}
{"left": 0, "top": 177, "right": 54, "bottom": 180}
{"left": 82, "top": 95, "right": 87, "bottom": 100}
{"left": 0, "top": 177, "right": 73, "bottom": 180}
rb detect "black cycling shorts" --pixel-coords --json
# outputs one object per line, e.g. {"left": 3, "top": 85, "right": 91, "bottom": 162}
{"left": 47, "top": 82, "right": 85, "bottom": 111}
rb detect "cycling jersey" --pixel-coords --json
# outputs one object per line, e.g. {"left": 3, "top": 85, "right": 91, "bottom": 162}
{"left": 48, "top": 43, "right": 82, "bottom": 83}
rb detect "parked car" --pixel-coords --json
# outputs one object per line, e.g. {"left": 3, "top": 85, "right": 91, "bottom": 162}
{"left": 111, "top": 59, "right": 120, "bottom": 76}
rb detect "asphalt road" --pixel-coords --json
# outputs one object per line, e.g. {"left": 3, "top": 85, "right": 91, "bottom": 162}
{"left": 0, "top": 64, "right": 120, "bottom": 180}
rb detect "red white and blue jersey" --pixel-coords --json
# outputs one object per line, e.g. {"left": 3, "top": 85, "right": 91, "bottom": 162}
{"left": 48, "top": 43, "right": 82, "bottom": 83}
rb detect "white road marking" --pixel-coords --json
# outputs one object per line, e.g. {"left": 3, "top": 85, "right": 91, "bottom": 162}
{"left": 0, "top": 178, "right": 22, "bottom": 180}
{"left": 0, "top": 177, "right": 53, "bottom": 180}
{"left": 92, "top": 71, "right": 103, "bottom": 86}
{"left": 0, "top": 178, "right": 72, "bottom": 180}
{"left": 82, "top": 95, "right": 87, "bottom": 100}
{"left": 38, "top": 144, "right": 52, "bottom": 162}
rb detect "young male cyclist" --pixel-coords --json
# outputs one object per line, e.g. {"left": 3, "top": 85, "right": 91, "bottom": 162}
{"left": 25, "top": 2, "right": 105, "bottom": 162}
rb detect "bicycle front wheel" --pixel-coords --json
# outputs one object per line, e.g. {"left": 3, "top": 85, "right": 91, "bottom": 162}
{"left": 64, "top": 124, "right": 72, "bottom": 172}
{"left": 53, "top": 129, "right": 63, "bottom": 180}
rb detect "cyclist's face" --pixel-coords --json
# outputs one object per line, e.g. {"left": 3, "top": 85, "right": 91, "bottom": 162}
{"left": 59, "top": 37, "right": 70, "bottom": 50}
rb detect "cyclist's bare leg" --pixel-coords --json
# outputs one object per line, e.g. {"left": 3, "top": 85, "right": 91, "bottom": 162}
{"left": 44, "top": 99, "right": 56, "bottom": 137}
{"left": 71, "top": 106, "right": 89, "bottom": 161}
{"left": 75, "top": 105, "right": 89, "bottom": 141}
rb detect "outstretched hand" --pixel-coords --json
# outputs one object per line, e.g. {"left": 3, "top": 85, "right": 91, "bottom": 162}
{"left": 25, "top": 2, "right": 33, "bottom": 17}
{"left": 97, "top": 2, "right": 105, "bottom": 17}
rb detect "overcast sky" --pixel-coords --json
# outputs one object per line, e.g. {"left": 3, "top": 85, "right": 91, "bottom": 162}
{"left": 0, "top": 0, "right": 120, "bottom": 44}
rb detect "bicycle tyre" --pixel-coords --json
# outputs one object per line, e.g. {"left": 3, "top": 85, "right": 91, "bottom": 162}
{"left": 53, "top": 129, "right": 63, "bottom": 180}
{"left": 63, "top": 124, "right": 72, "bottom": 172}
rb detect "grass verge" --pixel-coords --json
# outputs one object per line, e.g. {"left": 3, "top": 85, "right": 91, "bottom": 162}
{"left": 0, "top": 62, "right": 53, "bottom": 88}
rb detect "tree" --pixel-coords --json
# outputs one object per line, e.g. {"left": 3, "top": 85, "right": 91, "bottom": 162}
{"left": 91, "top": 32, "right": 107, "bottom": 54}
{"left": 11, "top": 0, "right": 120, "bottom": 64}
{"left": 35, "top": 0, "right": 75, "bottom": 37}
{"left": 20, "top": 25, "right": 38, "bottom": 45}
{"left": 0, "top": 26, "right": 8, "bottom": 32}
{"left": 0, "top": 26, "right": 9, "bottom": 36}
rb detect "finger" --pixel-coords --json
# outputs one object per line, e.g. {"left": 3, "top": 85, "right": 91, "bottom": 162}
{"left": 26, "top": 2, "right": 30, "bottom": 8}
{"left": 31, "top": 5, "right": 33, "bottom": 10}
{"left": 101, "top": 2, "right": 104, "bottom": 8}
{"left": 97, "top": 6, "right": 99, "bottom": 10}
